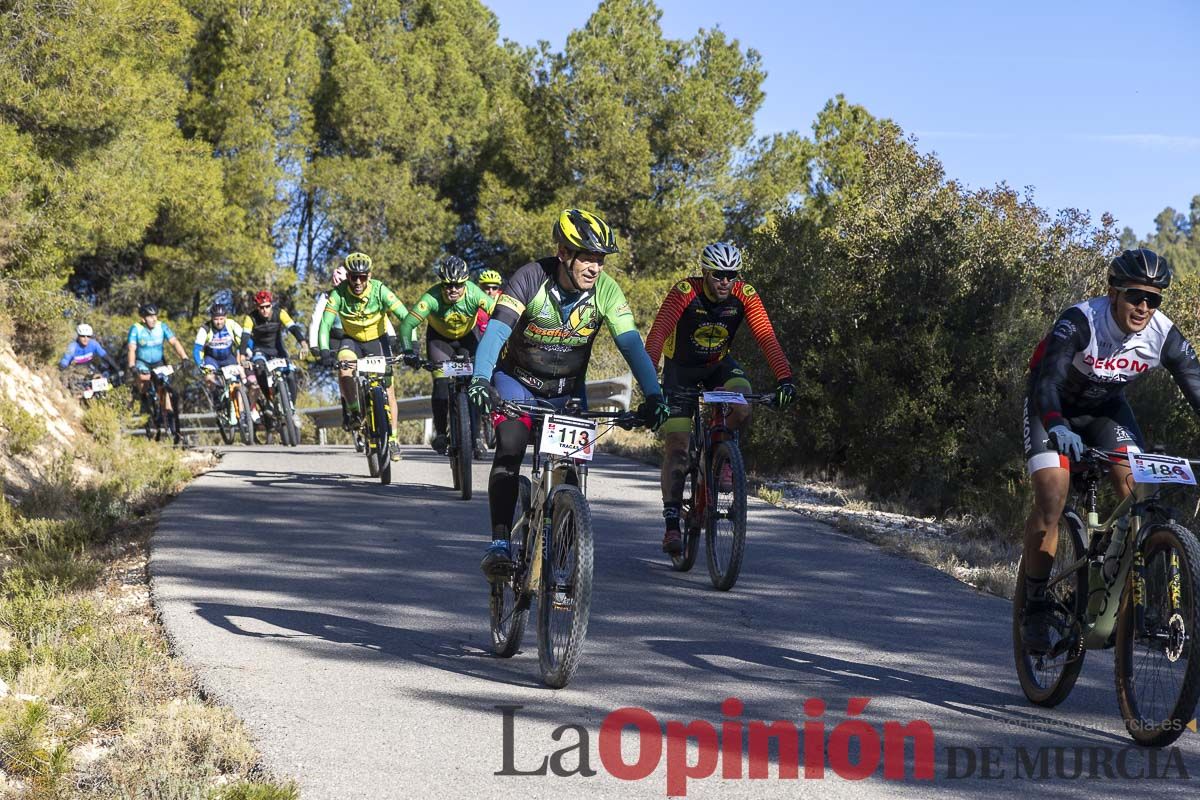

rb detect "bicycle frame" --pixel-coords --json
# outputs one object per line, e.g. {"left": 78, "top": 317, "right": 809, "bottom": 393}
{"left": 1050, "top": 452, "right": 1181, "bottom": 651}
{"left": 514, "top": 420, "right": 588, "bottom": 596}
{"left": 505, "top": 401, "right": 633, "bottom": 591}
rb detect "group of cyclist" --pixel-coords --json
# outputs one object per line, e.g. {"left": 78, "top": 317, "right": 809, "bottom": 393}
{"left": 65, "top": 291, "right": 313, "bottom": 444}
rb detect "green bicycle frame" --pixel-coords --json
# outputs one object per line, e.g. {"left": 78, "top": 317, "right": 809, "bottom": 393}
{"left": 1048, "top": 480, "right": 1166, "bottom": 650}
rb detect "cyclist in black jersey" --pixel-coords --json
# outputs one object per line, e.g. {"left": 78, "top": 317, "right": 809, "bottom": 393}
{"left": 1020, "top": 248, "right": 1200, "bottom": 652}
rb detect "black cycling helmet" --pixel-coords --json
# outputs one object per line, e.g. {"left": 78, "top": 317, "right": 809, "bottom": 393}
{"left": 436, "top": 255, "right": 470, "bottom": 283}
{"left": 210, "top": 303, "right": 229, "bottom": 317}
{"left": 138, "top": 303, "right": 158, "bottom": 317}
{"left": 1109, "top": 248, "right": 1172, "bottom": 290}
{"left": 553, "top": 208, "right": 619, "bottom": 254}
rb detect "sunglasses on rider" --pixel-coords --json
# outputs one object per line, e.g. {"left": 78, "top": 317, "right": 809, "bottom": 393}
{"left": 708, "top": 270, "right": 739, "bottom": 282}
{"left": 444, "top": 282, "right": 467, "bottom": 289}
{"left": 1115, "top": 287, "right": 1163, "bottom": 309}
{"left": 347, "top": 273, "right": 370, "bottom": 282}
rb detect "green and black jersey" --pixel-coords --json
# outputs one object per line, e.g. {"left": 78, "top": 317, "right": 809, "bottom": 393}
{"left": 491, "top": 257, "right": 636, "bottom": 393}
{"left": 400, "top": 282, "right": 495, "bottom": 344}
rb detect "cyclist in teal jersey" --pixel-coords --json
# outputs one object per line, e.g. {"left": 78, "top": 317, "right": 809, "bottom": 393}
{"left": 127, "top": 303, "right": 188, "bottom": 426}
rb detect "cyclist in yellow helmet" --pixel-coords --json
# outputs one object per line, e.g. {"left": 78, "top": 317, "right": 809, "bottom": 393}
{"left": 318, "top": 252, "right": 410, "bottom": 459}
{"left": 474, "top": 269, "right": 503, "bottom": 336}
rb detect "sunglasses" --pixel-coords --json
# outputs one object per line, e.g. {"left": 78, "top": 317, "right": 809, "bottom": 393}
{"left": 347, "top": 273, "right": 370, "bottom": 281}
{"left": 708, "top": 270, "right": 739, "bottom": 281}
{"left": 1116, "top": 287, "right": 1163, "bottom": 309}
{"left": 444, "top": 282, "right": 467, "bottom": 289}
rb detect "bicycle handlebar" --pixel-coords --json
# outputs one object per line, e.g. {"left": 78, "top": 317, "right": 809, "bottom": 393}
{"left": 1052, "top": 445, "right": 1200, "bottom": 469}
{"left": 336, "top": 355, "right": 403, "bottom": 370}
{"left": 497, "top": 399, "right": 642, "bottom": 429}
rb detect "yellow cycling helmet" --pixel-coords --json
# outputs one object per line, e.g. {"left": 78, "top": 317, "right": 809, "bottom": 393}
{"left": 478, "top": 269, "right": 502, "bottom": 287}
{"left": 345, "top": 252, "right": 373, "bottom": 274}
{"left": 553, "top": 209, "right": 619, "bottom": 254}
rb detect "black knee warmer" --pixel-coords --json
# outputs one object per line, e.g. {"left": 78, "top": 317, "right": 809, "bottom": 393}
{"left": 488, "top": 419, "right": 530, "bottom": 535}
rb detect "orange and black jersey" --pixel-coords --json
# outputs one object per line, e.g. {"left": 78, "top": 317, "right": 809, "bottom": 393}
{"left": 645, "top": 277, "right": 791, "bottom": 381}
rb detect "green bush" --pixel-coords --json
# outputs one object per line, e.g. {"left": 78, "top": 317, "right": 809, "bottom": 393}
{"left": 0, "top": 402, "right": 46, "bottom": 455}
{"left": 741, "top": 106, "right": 1121, "bottom": 524}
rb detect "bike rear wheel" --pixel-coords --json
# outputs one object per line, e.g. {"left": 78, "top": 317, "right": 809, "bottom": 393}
{"left": 454, "top": 391, "right": 472, "bottom": 500}
{"left": 705, "top": 441, "right": 747, "bottom": 590}
{"left": 1013, "top": 509, "right": 1087, "bottom": 706}
{"left": 1115, "top": 522, "right": 1200, "bottom": 746}
{"left": 491, "top": 476, "right": 532, "bottom": 657}
{"left": 537, "top": 485, "right": 594, "bottom": 688}
{"left": 671, "top": 464, "right": 701, "bottom": 571}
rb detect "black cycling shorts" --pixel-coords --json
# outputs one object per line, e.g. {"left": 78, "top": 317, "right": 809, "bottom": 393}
{"left": 1022, "top": 393, "right": 1143, "bottom": 474}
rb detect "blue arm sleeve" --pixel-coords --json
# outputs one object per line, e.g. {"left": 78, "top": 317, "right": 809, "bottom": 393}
{"left": 473, "top": 319, "right": 513, "bottom": 382}
{"left": 243, "top": 336, "right": 255, "bottom": 354}
{"left": 614, "top": 329, "right": 662, "bottom": 398}
{"left": 59, "top": 343, "right": 76, "bottom": 368}
{"left": 192, "top": 343, "right": 205, "bottom": 366}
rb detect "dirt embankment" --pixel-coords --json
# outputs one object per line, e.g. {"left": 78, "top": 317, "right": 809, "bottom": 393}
{"left": 0, "top": 342, "right": 87, "bottom": 496}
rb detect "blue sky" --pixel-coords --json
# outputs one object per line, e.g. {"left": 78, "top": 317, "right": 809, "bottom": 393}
{"left": 484, "top": 0, "right": 1200, "bottom": 236}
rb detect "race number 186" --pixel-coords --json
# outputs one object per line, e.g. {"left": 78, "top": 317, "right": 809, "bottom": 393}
{"left": 1128, "top": 452, "right": 1197, "bottom": 486}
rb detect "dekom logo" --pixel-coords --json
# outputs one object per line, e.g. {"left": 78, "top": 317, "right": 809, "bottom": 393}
{"left": 1083, "top": 354, "right": 1150, "bottom": 373}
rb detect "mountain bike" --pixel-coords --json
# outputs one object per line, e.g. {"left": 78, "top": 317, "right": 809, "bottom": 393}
{"left": 489, "top": 399, "right": 641, "bottom": 688}
{"left": 258, "top": 356, "right": 301, "bottom": 447}
{"left": 67, "top": 369, "right": 116, "bottom": 406}
{"left": 666, "top": 388, "right": 776, "bottom": 590}
{"left": 203, "top": 363, "right": 253, "bottom": 445}
{"left": 417, "top": 355, "right": 475, "bottom": 500}
{"left": 141, "top": 363, "right": 181, "bottom": 444}
{"left": 1013, "top": 447, "right": 1200, "bottom": 747}
{"left": 340, "top": 356, "right": 400, "bottom": 485}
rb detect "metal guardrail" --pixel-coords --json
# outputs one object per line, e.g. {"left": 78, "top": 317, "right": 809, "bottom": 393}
{"left": 124, "top": 375, "right": 635, "bottom": 442}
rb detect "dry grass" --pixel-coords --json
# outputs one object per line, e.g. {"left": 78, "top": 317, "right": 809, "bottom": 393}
{"left": 0, "top": 412, "right": 296, "bottom": 798}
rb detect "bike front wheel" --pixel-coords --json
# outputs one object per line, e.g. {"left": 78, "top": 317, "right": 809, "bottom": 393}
{"left": 1013, "top": 509, "right": 1087, "bottom": 707}
{"left": 537, "top": 485, "right": 594, "bottom": 688}
{"left": 235, "top": 385, "right": 253, "bottom": 445}
{"left": 209, "top": 383, "right": 235, "bottom": 445}
{"left": 454, "top": 391, "right": 472, "bottom": 500}
{"left": 369, "top": 385, "right": 391, "bottom": 485}
{"left": 705, "top": 441, "right": 747, "bottom": 590}
{"left": 1114, "top": 522, "right": 1200, "bottom": 746}
{"left": 278, "top": 379, "right": 299, "bottom": 447}
{"left": 491, "top": 476, "right": 532, "bottom": 658}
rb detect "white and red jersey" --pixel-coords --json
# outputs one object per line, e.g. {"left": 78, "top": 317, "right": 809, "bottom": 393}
{"left": 1028, "top": 296, "right": 1200, "bottom": 427}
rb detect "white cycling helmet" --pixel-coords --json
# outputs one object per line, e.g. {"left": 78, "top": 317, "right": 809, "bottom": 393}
{"left": 699, "top": 242, "right": 743, "bottom": 272}
{"left": 76, "top": 323, "right": 93, "bottom": 337}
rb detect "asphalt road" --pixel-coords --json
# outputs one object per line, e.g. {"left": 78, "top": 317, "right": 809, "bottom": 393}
{"left": 151, "top": 445, "right": 1200, "bottom": 798}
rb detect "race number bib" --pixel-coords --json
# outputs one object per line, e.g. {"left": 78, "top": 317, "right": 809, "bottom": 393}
{"left": 152, "top": 365, "right": 174, "bottom": 377}
{"left": 441, "top": 360, "right": 474, "bottom": 378}
{"left": 266, "top": 358, "right": 289, "bottom": 371}
{"left": 357, "top": 356, "right": 389, "bottom": 375}
{"left": 1128, "top": 452, "right": 1197, "bottom": 485}
{"left": 90, "top": 376, "right": 110, "bottom": 392}
{"left": 702, "top": 390, "right": 748, "bottom": 405}
{"left": 221, "top": 365, "right": 243, "bottom": 380}
{"left": 540, "top": 415, "right": 597, "bottom": 461}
